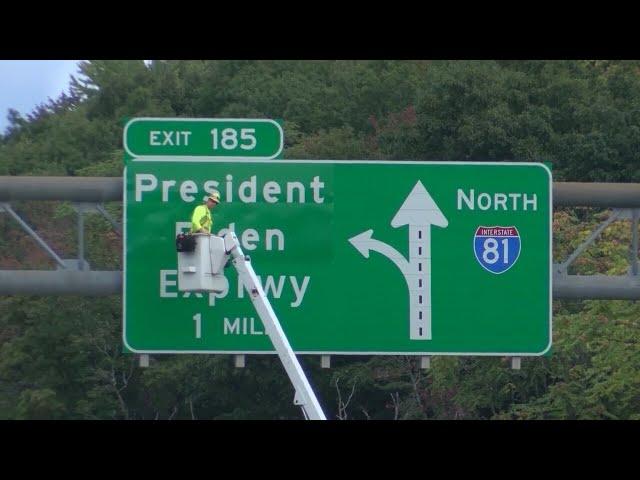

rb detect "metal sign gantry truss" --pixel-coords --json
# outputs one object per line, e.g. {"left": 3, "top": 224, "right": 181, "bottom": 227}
{"left": 0, "top": 176, "right": 639, "bottom": 299}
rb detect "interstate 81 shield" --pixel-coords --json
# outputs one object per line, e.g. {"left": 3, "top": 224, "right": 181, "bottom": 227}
{"left": 473, "top": 226, "right": 521, "bottom": 274}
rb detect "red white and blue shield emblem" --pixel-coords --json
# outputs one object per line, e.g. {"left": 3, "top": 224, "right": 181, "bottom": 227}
{"left": 474, "top": 226, "right": 521, "bottom": 274}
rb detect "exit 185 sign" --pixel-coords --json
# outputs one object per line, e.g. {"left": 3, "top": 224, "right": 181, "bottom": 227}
{"left": 123, "top": 118, "right": 284, "bottom": 159}
{"left": 123, "top": 128, "right": 552, "bottom": 356}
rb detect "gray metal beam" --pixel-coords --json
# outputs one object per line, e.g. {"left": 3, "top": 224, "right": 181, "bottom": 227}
{"left": 553, "top": 274, "right": 640, "bottom": 300}
{"left": 2, "top": 176, "right": 640, "bottom": 208}
{"left": 0, "top": 270, "right": 122, "bottom": 296}
{"left": 1, "top": 270, "right": 640, "bottom": 299}
{"left": 0, "top": 176, "right": 122, "bottom": 202}
{"left": 554, "top": 182, "right": 640, "bottom": 208}
{"left": 3, "top": 176, "right": 640, "bottom": 299}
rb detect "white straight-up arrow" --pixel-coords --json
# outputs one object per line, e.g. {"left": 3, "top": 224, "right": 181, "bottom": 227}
{"left": 349, "top": 181, "right": 448, "bottom": 341}
{"left": 391, "top": 181, "right": 448, "bottom": 340}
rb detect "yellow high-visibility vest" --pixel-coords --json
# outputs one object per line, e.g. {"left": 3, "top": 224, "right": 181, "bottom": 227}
{"left": 191, "top": 204, "right": 212, "bottom": 233}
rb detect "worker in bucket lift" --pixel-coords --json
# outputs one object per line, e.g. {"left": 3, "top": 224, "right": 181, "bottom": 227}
{"left": 191, "top": 191, "right": 220, "bottom": 234}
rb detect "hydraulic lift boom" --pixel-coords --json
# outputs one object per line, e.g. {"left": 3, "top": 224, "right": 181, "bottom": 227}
{"left": 177, "top": 232, "right": 326, "bottom": 420}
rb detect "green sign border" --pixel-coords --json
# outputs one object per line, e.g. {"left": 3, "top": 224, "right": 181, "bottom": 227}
{"left": 123, "top": 117, "right": 284, "bottom": 160}
{"left": 122, "top": 160, "right": 552, "bottom": 357}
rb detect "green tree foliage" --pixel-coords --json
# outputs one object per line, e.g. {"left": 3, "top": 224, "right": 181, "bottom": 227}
{"left": 374, "top": 60, "right": 640, "bottom": 181}
{"left": 1, "top": 60, "right": 640, "bottom": 419}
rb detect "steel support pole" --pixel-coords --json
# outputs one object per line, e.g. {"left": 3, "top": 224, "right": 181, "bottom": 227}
{"left": 321, "top": 355, "right": 331, "bottom": 368}
{"left": 234, "top": 355, "right": 246, "bottom": 368}
{"left": 95, "top": 204, "right": 122, "bottom": 235}
{"left": 139, "top": 354, "right": 150, "bottom": 368}
{"left": 631, "top": 210, "right": 639, "bottom": 276}
{"left": 511, "top": 357, "right": 521, "bottom": 370}
{"left": 558, "top": 209, "right": 622, "bottom": 273}
{"left": 419, "top": 356, "right": 431, "bottom": 369}
{"left": 78, "top": 210, "right": 85, "bottom": 271}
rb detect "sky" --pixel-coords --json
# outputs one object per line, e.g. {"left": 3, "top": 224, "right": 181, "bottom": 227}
{"left": 0, "top": 60, "right": 81, "bottom": 134}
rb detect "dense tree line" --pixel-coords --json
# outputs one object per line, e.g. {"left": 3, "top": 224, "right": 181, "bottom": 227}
{"left": 1, "top": 60, "right": 639, "bottom": 419}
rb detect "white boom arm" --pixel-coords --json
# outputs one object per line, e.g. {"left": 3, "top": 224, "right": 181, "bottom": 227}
{"left": 223, "top": 232, "right": 326, "bottom": 420}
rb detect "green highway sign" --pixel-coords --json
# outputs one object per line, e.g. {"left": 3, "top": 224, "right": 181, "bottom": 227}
{"left": 123, "top": 152, "right": 552, "bottom": 356}
{"left": 123, "top": 118, "right": 284, "bottom": 159}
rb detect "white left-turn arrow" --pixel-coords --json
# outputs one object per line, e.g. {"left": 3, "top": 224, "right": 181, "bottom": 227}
{"left": 348, "top": 229, "right": 410, "bottom": 275}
